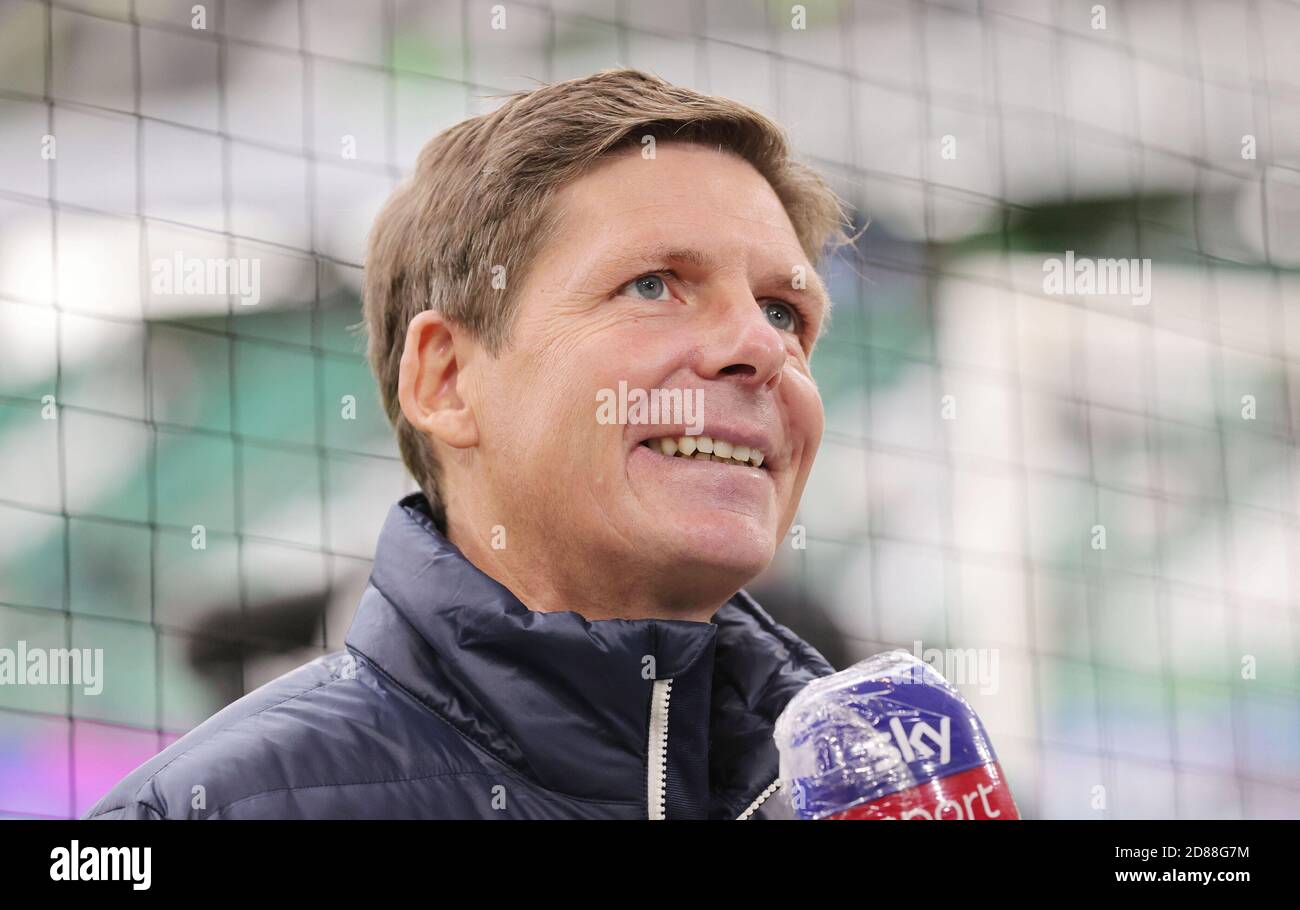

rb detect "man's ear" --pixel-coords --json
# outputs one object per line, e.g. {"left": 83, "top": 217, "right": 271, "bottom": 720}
{"left": 397, "top": 310, "right": 479, "bottom": 449}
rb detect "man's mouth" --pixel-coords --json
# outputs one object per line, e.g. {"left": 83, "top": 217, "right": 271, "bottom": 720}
{"left": 639, "top": 435, "right": 766, "bottom": 469}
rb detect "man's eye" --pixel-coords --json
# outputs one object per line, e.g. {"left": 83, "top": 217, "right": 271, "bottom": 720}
{"left": 763, "top": 300, "right": 800, "bottom": 334}
{"left": 619, "top": 274, "right": 671, "bottom": 301}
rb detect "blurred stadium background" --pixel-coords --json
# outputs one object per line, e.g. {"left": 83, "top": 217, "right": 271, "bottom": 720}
{"left": 1, "top": 0, "right": 1298, "bottom": 819}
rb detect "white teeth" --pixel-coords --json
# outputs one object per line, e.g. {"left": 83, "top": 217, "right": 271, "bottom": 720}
{"left": 643, "top": 435, "right": 766, "bottom": 468}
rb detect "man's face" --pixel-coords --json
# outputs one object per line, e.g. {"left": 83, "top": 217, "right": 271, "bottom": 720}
{"left": 461, "top": 142, "right": 827, "bottom": 606}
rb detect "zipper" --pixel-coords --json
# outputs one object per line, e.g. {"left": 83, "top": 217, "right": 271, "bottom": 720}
{"left": 736, "top": 778, "right": 781, "bottom": 820}
{"left": 646, "top": 679, "right": 781, "bottom": 820}
{"left": 646, "top": 678, "right": 673, "bottom": 820}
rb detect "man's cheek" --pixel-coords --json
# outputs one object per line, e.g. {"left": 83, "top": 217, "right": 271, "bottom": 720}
{"left": 803, "top": 383, "right": 827, "bottom": 454}
{"left": 785, "top": 377, "right": 825, "bottom": 455}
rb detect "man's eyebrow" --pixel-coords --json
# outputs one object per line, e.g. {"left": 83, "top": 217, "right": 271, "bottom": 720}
{"left": 659, "top": 247, "right": 717, "bottom": 269}
{"left": 594, "top": 243, "right": 720, "bottom": 273}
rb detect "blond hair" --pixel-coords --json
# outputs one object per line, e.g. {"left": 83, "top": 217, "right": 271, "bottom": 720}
{"left": 363, "top": 68, "right": 850, "bottom": 529}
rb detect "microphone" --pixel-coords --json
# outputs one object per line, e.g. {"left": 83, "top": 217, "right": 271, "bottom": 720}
{"left": 774, "top": 649, "right": 1020, "bottom": 820}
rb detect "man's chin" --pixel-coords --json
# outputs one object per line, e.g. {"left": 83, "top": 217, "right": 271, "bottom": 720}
{"left": 649, "top": 516, "right": 777, "bottom": 596}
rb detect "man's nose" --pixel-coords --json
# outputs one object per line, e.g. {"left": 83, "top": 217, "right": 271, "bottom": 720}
{"left": 692, "top": 291, "right": 786, "bottom": 392}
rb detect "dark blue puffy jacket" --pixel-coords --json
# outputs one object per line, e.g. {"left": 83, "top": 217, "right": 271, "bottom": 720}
{"left": 86, "top": 493, "right": 835, "bottom": 819}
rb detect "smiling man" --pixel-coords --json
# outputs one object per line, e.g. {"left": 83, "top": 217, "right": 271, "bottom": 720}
{"left": 87, "top": 69, "right": 850, "bottom": 820}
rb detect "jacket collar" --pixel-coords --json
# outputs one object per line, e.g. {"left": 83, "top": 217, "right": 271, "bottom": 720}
{"left": 346, "top": 493, "right": 834, "bottom": 818}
